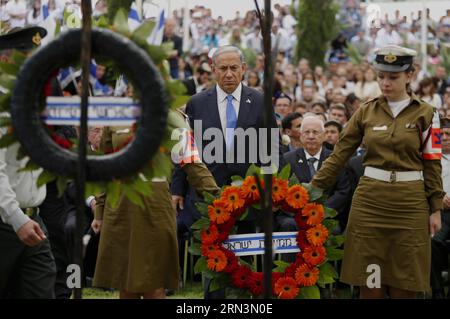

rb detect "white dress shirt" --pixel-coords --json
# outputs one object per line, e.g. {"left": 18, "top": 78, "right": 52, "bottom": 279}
{"left": 0, "top": 129, "right": 46, "bottom": 231}
{"left": 216, "top": 83, "right": 242, "bottom": 133}
{"left": 442, "top": 153, "right": 450, "bottom": 195}
{"left": 304, "top": 148, "right": 322, "bottom": 171}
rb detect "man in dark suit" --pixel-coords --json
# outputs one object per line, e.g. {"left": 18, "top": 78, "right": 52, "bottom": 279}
{"left": 281, "top": 116, "right": 350, "bottom": 236}
{"left": 182, "top": 62, "right": 211, "bottom": 96}
{"left": 171, "top": 45, "right": 280, "bottom": 298}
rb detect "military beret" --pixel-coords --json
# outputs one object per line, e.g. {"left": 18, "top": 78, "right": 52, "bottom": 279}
{"left": 0, "top": 26, "right": 47, "bottom": 51}
{"left": 373, "top": 45, "right": 417, "bottom": 72}
{"left": 274, "top": 91, "right": 292, "bottom": 102}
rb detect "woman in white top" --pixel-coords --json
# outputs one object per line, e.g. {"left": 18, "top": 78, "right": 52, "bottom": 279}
{"left": 416, "top": 77, "right": 443, "bottom": 109}
{"left": 27, "top": 0, "right": 44, "bottom": 25}
{"left": 354, "top": 66, "right": 382, "bottom": 102}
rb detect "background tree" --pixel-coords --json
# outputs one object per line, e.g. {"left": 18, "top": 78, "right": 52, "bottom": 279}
{"left": 295, "top": 0, "right": 340, "bottom": 67}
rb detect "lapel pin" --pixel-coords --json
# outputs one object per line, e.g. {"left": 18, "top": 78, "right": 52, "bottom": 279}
{"left": 246, "top": 98, "right": 251, "bottom": 104}
{"left": 298, "top": 159, "right": 303, "bottom": 163}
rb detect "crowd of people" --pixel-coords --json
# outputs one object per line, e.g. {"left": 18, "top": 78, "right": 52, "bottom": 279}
{"left": 0, "top": 0, "right": 449, "bottom": 300}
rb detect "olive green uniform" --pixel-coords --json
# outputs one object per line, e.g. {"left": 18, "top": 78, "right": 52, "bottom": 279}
{"left": 312, "top": 93, "right": 444, "bottom": 291}
{"left": 93, "top": 125, "right": 219, "bottom": 293}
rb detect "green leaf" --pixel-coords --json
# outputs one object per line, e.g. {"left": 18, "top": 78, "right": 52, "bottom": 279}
{"left": 93, "top": 14, "right": 109, "bottom": 28}
{"left": 252, "top": 203, "right": 261, "bottom": 210}
{"left": 56, "top": 176, "right": 70, "bottom": 198}
{"left": 288, "top": 174, "right": 300, "bottom": 186}
{"left": 279, "top": 164, "right": 291, "bottom": 180}
{"left": 195, "top": 202, "right": 209, "bottom": 217}
{"left": 0, "top": 73, "right": 15, "bottom": 90}
{"left": 106, "top": 180, "right": 121, "bottom": 209}
{"left": 191, "top": 217, "right": 210, "bottom": 230}
{"left": 122, "top": 183, "right": 144, "bottom": 208}
{"left": 194, "top": 256, "right": 207, "bottom": 274}
{"left": 231, "top": 175, "right": 243, "bottom": 183}
{"left": 170, "top": 95, "right": 190, "bottom": 109}
{"left": 202, "top": 191, "right": 216, "bottom": 204}
{"left": 131, "top": 175, "right": 152, "bottom": 197}
{"left": 0, "top": 62, "right": 19, "bottom": 75}
{"left": 245, "top": 164, "right": 260, "bottom": 178}
{"left": 188, "top": 242, "right": 201, "bottom": 256}
{"left": 113, "top": 8, "right": 130, "bottom": 35}
{"left": 273, "top": 260, "right": 291, "bottom": 272}
{"left": 308, "top": 185, "right": 323, "bottom": 201}
{"left": 299, "top": 285, "right": 320, "bottom": 299}
{"left": 15, "top": 145, "right": 27, "bottom": 161}
{"left": 167, "top": 80, "right": 187, "bottom": 96}
{"left": 10, "top": 50, "right": 26, "bottom": 65}
{"left": 327, "top": 234, "right": 345, "bottom": 248}
{"left": 0, "top": 94, "right": 11, "bottom": 112}
{"left": 323, "top": 219, "right": 338, "bottom": 232}
{"left": 37, "top": 170, "right": 57, "bottom": 188}
{"left": 85, "top": 181, "right": 105, "bottom": 198}
{"left": 209, "top": 273, "right": 229, "bottom": 292}
{"left": 325, "top": 247, "right": 344, "bottom": 261}
{"left": 238, "top": 208, "right": 249, "bottom": 221}
{"left": 193, "top": 230, "right": 201, "bottom": 241}
{"left": 167, "top": 109, "right": 190, "bottom": 130}
{"left": 146, "top": 44, "right": 168, "bottom": 64}
{"left": 131, "top": 20, "right": 155, "bottom": 44}
{"left": 325, "top": 207, "right": 337, "bottom": 219}
{"left": 17, "top": 159, "right": 40, "bottom": 172}
{"left": 317, "top": 262, "right": 338, "bottom": 288}
{"left": 0, "top": 133, "right": 16, "bottom": 148}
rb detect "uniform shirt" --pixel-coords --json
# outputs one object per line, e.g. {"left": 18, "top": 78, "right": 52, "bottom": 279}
{"left": 216, "top": 83, "right": 242, "bottom": 133}
{"left": 0, "top": 137, "right": 46, "bottom": 231}
{"left": 312, "top": 93, "right": 444, "bottom": 212}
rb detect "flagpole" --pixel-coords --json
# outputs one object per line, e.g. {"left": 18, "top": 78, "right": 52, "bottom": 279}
{"left": 420, "top": 0, "right": 427, "bottom": 72}
{"left": 182, "top": 0, "right": 190, "bottom": 52}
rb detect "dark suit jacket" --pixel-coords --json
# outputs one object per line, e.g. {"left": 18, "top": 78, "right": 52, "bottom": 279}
{"left": 183, "top": 77, "right": 197, "bottom": 96}
{"left": 171, "top": 84, "right": 280, "bottom": 196}
{"left": 283, "top": 147, "right": 351, "bottom": 229}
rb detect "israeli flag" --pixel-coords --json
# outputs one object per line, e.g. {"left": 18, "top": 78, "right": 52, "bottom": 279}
{"left": 57, "top": 67, "right": 81, "bottom": 90}
{"left": 128, "top": 2, "right": 141, "bottom": 32}
{"left": 147, "top": 8, "right": 165, "bottom": 45}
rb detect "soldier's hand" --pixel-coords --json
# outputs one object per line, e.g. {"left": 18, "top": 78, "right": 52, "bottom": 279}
{"left": 172, "top": 195, "right": 184, "bottom": 210}
{"left": 443, "top": 195, "right": 450, "bottom": 210}
{"left": 16, "top": 220, "right": 46, "bottom": 246}
{"left": 429, "top": 210, "right": 442, "bottom": 238}
{"left": 91, "top": 219, "right": 103, "bottom": 234}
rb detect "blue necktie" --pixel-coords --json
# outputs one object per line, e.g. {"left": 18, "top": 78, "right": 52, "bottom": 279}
{"left": 226, "top": 94, "right": 237, "bottom": 150}
{"left": 307, "top": 157, "right": 317, "bottom": 178}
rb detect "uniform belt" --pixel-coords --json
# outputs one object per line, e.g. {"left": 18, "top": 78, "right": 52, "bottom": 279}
{"left": 364, "top": 166, "right": 423, "bottom": 183}
{"left": 22, "top": 207, "right": 39, "bottom": 218}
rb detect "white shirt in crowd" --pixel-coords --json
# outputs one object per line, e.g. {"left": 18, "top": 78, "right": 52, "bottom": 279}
{"left": 217, "top": 82, "right": 242, "bottom": 135}
{"left": 0, "top": 128, "right": 46, "bottom": 232}
{"left": 421, "top": 94, "right": 443, "bottom": 109}
{"left": 442, "top": 153, "right": 450, "bottom": 195}
{"left": 5, "top": 0, "right": 27, "bottom": 28}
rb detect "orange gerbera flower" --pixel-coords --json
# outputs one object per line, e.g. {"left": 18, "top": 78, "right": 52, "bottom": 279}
{"left": 302, "top": 203, "right": 325, "bottom": 226}
{"left": 241, "top": 176, "right": 263, "bottom": 203}
{"left": 272, "top": 177, "right": 289, "bottom": 203}
{"left": 302, "top": 245, "right": 327, "bottom": 267}
{"left": 201, "top": 243, "right": 219, "bottom": 257}
{"left": 306, "top": 224, "right": 329, "bottom": 246}
{"left": 221, "top": 186, "right": 245, "bottom": 212}
{"left": 274, "top": 277, "right": 300, "bottom": 299}
{"left": 295, "top": 264, "right": 319, "bottom": 287}
{"left": 201, "top": 224, "right": 219, "bottom": 244}
{"left": 285, "top": 185, "right": 310, "bottom": 209}
{"left": 208, "top": 200, "right": 231, "bottom": 224}
{"left": 206, "top": 249, "right": 228, "bottom": 272}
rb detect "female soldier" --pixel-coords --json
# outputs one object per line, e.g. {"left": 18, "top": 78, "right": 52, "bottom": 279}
{"left": 91, "top": 117, "right": 219, "bottom": 299}
{"left": 311, "top": 45, "right": 444, "bottom": 299}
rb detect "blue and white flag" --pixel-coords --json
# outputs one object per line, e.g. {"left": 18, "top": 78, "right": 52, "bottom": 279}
{"left": 128, "top": 2, "right": 141, "bottom": 32}
{"left": 147, "top": 8, "right": 165, "bottom": 45}
{"left": 57, "top": 67, "right": 81, "bottom": 90}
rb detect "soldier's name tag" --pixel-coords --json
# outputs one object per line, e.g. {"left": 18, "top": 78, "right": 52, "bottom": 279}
{"left": 373, "top": 125, "right": 387, "bottom": 131}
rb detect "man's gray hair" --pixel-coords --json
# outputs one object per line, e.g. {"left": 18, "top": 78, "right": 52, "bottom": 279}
{"left": 212, "top": 46, "right": 245, "bottom": 65}
{"left": 300, "top": 115, "right": 325, "bottom": 132}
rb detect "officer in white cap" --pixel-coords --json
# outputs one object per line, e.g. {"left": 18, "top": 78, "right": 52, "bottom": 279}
{"left": 311, "top": 44, "right": 444, "bottom": 299}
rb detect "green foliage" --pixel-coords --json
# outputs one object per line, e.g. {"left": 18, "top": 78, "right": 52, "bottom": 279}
{"left": 345, "top": 43, "right": 364, "bottom": 65}
{"left": 37, "top": 170, "right": 57, "bottom": 188}
{"left": 191, "top": 217, "right": 210, "bottom": 230}
{"left": 194, "top": 256, "right": 207, "bottom": 274}
{"left": 326, "top": 247, "right": 344, "bottom": 261}
{"left": 299, "top": 285, "right": 320, "bottom": 299}
{"left": 317, "top": 262, "right": 339, "bottom": 287}
{"left": 202, "top": 191, "right": 216, "bottom": 204}
{"left": 0, "top": 133, "right": 15, "bottom": 148}
{"left": 195, "top": 202, "right": 209, "bottom": 217}
{"left": 279, "top": 164, "right": 291, "bottom": 180}
{"left": 273, "top": 260, "right": 291, "bottom": 273}
{"left": 188, "top": 242, "right": 201, "bottom": 256}
{"left": 107, "top": 0, "right": 133, "bottom": 24}
{"left": 112, "top": 8, "right": 130, "bottom": 36}
{"left": 295, "top": 0, "right": 340, "bottom": 67}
